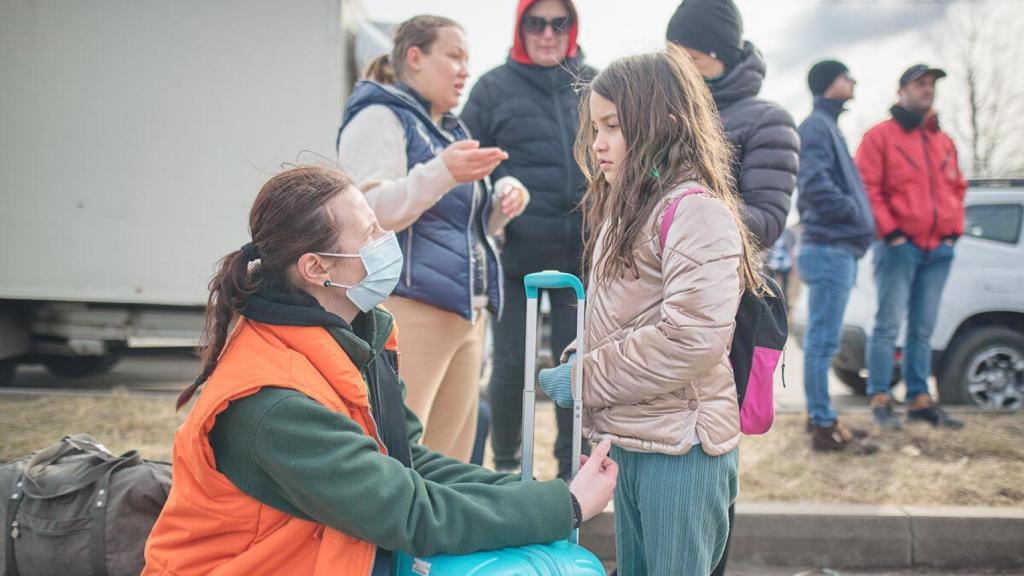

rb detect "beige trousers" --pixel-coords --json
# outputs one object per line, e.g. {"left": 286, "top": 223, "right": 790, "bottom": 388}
{"left": 385, "top": 296, "right": 487, "bottom": 462}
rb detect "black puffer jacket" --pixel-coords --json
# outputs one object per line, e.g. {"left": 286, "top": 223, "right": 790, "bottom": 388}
{"left": 461, "top": 55, "right": 597, "bottom": 277}
{"left": 710, "top": 41, "right": 799, "bottom": 248}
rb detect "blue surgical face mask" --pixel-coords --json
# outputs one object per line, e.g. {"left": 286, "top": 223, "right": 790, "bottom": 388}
{"left": 317, "top": 231, "right": 403, "bottom": 312}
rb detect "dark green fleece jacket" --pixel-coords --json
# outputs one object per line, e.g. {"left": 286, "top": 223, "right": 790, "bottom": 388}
{"left": 207, "top": 287, "right": 573, "bottom": 563}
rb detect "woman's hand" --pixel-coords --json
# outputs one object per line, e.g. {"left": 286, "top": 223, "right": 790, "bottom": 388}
{"left": 498, "top": 181, "right": 530, "bottom": 219}
{"left": 441, "top": 140, "right": 507, "bottom": 183}
{"left": 569, "top": 439, "right": 617, "bottom": 522}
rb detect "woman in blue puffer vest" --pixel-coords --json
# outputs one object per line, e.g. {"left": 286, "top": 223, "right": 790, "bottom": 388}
{"left": 337, "top": 15, "right": 530, "bottom": 461}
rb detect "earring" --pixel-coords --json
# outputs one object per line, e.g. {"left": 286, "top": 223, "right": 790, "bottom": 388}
{"left": 323, "top": 280, "right": 332, "bottom": 287}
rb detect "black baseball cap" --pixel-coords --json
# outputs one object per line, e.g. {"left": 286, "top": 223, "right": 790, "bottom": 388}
{"left": 899, "top": 64, "right": 947, "bottom": 87}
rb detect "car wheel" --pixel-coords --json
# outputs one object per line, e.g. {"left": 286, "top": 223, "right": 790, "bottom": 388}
{"left": 832, "top": 365, "right": 901, "bottom": 396}
{"left": 833, "top": 367, "right": 867, "bottom": 395}
{"left": 938, "top": 326, "right": 1024, "bottom": 410}
{"left": 42, "top": 353, "right": 120, "bottom": 378}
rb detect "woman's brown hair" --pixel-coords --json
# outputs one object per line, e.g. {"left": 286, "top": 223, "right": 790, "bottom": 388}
{"left": 364, "top": 15, "right": 462, "bottom": 84}
{"left": 176, "top": 165, "right": 353, "bottom": 409}
{"left": 574, "top": 45, "right": 765, "bottom": 292}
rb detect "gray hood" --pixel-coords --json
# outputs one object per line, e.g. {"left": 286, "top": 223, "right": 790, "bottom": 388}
{"left": 709, "top": 41, "right": 766, "bottom": 110}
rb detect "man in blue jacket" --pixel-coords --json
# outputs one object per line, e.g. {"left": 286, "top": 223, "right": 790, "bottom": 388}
{"left": 797, "top": 60, "right": 878, "bottom": 454}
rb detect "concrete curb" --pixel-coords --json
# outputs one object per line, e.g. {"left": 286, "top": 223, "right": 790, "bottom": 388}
{"left": 578, "top": 503, "right": 1024, "bottom": 570}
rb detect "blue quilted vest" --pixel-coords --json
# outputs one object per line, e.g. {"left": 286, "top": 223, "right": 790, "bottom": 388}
{"left": 339, "top": 81, "right": 502, "bottom": 321}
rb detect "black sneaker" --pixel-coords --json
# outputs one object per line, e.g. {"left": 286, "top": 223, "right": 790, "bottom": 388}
{"left": 872, "top": 404, "right": 903, "bottom": 430}
{"left": 907, "top": 405, "right": 965, "bottom": 429}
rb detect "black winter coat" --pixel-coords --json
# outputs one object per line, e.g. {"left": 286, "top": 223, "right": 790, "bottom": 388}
{"left": 709, "top": 42, "right": 799, "bottom": 248}
{"left": 461, "top": 55, "right": 597, "bottom": 278}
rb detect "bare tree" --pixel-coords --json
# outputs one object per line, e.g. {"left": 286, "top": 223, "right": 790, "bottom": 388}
{"left": 940, "top": 0, "right": 1024, "bottom": 178}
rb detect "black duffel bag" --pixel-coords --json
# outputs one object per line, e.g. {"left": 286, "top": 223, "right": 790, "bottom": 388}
{"left": 1, "top": 434, "right": 171, "bottom": 576}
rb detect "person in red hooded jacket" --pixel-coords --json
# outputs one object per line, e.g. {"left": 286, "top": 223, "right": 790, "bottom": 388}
{"left": 855, "top": 64, "right": 967, "bottom": 430}
{"left": 461, "top": 0, "right": 597, "bottom": 482}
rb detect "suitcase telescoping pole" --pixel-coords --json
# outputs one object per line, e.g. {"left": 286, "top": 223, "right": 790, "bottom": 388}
{"left": 522, "top": 271, "right": 586, "bottom": 542}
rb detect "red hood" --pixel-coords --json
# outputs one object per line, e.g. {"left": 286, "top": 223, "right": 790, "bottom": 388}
{"left": 511, "top": 0, "right": 579, "bottom": 65}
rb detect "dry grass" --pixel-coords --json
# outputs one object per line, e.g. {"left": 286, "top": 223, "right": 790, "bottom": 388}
{"left": 737, "top": 412, "right": 1024, "bottom": 507}
{"left": 0, "top": 392, "right": 183, "bottom": 462}
{"left": 3, "top": 394, "right": 1022, "bottom": 508}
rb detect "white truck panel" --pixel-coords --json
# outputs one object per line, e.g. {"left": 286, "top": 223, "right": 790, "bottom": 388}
{"left": 0, "top": 0, "right": 351, "bottom": 306}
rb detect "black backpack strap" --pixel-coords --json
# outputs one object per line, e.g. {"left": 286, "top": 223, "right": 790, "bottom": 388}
{"left": 5, "top": 473, "right": 25, "bottom": 576}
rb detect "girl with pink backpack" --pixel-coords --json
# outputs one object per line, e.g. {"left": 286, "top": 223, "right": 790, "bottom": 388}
{"left": 539, "top": 46, "right": 770, "bottom": 575}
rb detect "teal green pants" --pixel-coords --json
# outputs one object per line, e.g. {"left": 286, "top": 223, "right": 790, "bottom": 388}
{"left": 612, "top": 445, "right": 738, "bottom": 576}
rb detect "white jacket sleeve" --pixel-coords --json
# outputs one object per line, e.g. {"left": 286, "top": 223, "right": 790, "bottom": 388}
{"left": 337, "top": 105, "right": 458, "bottom": 232}
{"left": 486, "top": 175, "right": 527, "bottom": 236}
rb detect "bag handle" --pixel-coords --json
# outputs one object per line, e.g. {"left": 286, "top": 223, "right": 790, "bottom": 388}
{"left": 658, "top": 187, "right": 705, "bottom": 251}
{"left": 25, "top": 434, "right": 112, "bottom": 469}
{"left": 22, "top": 435, "right": 142, "bottom": 499}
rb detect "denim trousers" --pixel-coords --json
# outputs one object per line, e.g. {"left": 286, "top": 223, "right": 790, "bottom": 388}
{"left": 867, "top": 241, "right": 954, "bottom": 398}
{"left": 798, "top": 244, "right": 858, "bottom": 427}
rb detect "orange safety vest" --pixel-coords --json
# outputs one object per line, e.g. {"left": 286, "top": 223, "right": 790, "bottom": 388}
{"left": 143, "top": 318, "right": 398, "bottom": 575}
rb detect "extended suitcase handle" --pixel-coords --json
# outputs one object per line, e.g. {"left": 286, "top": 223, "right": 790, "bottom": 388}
{"left": 522, "top": 272, "right": 586, "bottom": 544}
{"left": 524, "top": 271, "right": 585, "bottom": 300}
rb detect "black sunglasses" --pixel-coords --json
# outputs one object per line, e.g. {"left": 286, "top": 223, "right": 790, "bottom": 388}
{"left": 522, "top": 15, "right": 573, "bottom": 36}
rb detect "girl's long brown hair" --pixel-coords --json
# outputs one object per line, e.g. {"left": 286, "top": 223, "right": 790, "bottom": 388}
{"left": 176, "top": 165, "right": 353, "bottom": 410}
{"left": 363, "top": 15, "right": 462, "bottom": 84}
{"left": 574, "top": 45, "right": 765, "bottom": 292}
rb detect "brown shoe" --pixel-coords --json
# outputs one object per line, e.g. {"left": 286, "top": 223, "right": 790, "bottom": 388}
{"left": 836, "top": 420, "right": 870, "bottom": 440}
{"left": 812, "top": 423, "right": 880, "bottom": 455}
{"left": 806, "top": 417, "right": 869, "bottom": 439}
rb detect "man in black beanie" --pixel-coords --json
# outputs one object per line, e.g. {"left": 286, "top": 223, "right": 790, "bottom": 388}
{"left": 797, "top": 60, "right": 878, "bottom": 455}
{"left": 667, "top": 4, "right": 798, "bottom": 576}
{"left": 666, "top": 0, "right": 798, "bottom": 250}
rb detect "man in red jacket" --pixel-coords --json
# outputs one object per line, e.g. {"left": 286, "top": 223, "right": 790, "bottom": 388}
{"left": 855, "top": 64, "right": 966, "bottom": 430}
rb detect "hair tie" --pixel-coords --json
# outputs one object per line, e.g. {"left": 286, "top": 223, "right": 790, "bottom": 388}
{"left": 239, "top": 242, "right": 260, "bottom": 262}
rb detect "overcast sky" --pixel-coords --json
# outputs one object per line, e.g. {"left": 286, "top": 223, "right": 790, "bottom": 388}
{"left": 365, "top": 0, "right": 1022, "bottom": 158}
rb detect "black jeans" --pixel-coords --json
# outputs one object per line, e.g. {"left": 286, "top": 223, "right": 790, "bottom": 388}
{"left": 488, "top": 272, "right": 589, "bottom": 479}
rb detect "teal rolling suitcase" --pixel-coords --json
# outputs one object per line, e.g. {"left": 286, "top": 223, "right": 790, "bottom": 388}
{"left": 394, "top": 271, "right": 604, "bottom": 576}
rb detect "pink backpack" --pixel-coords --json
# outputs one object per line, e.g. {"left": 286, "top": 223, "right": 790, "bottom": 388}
{"left": 659, "top": 188, "right": 787, "bottom": 435}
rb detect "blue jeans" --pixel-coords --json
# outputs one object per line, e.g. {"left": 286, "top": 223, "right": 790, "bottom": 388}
{"left": 798, "top": 244, "right": 857, "bottom": 427}
{"left": 867, "top": 241, "right": 954, "bottom": 399}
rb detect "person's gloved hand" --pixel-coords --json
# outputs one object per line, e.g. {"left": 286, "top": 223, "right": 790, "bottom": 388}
{"left": 539, "top": 354, "right": 575, "bottom": 409}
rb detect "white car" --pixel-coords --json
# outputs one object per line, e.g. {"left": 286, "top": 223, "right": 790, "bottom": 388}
{"left": 792, "top": 180, "right": 1024, "bottom": 410}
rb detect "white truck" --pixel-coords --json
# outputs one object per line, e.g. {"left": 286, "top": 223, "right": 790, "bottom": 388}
{"left": 0, "top": 0, "right": 387, "bottom": 385}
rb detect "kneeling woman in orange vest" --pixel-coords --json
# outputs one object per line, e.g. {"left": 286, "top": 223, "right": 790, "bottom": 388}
{"left": 142, "top": 165, "right": 617, "bottom": 576}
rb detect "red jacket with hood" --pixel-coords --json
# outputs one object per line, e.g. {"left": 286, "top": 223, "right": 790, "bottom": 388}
{"left": 855, "top": 106, "right": 967, "bottom": 250}
{"left": 510, "top": 0, "right": 578, "bottom": 65}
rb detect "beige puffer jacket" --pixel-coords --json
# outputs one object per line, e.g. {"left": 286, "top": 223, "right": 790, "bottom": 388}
{"left": 566, "top": 183, "right": 744, "bottom": 456}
